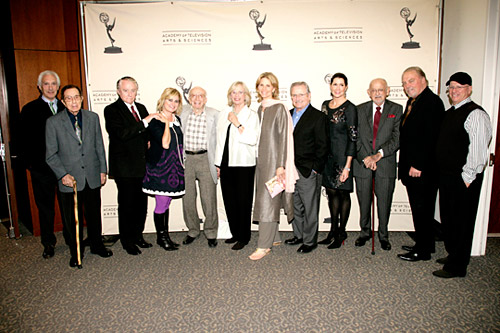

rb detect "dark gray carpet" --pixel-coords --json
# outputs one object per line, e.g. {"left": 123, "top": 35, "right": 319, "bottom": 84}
{"left": 1, "top": 226, "right": 499, "bottom": 332}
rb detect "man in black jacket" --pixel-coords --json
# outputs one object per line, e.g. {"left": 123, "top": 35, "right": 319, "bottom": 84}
{"left": 20, "top": 70, "right": 66, "bottom": 259}
{"left": 284, "top": 82, "right": 328, "bottom": 253}
{"left": 398, "top": 66, "right": 445, "bottom": 262}
{"left": 104, "top": 76, "right": 159, "bottom": 255}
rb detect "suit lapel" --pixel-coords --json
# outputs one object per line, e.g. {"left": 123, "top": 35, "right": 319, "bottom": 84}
{"left": 293, "top": 105, "right": 312, "bottom": 133}
{"left": 81, "top": 110, "right": 90, "bottom": 144}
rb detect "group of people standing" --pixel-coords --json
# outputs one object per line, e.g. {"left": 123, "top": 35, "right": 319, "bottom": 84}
{"left": 21, "top": 67, "right": 491, "bottom": 279}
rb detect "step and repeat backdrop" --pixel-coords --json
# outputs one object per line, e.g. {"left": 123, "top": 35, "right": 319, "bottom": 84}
{"left": 81, "top": 0, "right": 440, "bottom": 235}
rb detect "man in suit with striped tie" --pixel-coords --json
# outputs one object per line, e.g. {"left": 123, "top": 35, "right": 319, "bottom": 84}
{"left": 20, "top": 70, "right": 67, "bottom": 259}
{"left": 353, "top": 78, "right": 403, "bottom": 251}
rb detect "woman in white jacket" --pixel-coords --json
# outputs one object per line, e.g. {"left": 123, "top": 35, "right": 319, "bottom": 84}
{"left": 215, "top": 81, "right": 260, "bottom": 250}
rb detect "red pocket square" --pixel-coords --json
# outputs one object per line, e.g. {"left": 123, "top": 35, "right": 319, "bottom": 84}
{"left": 388, "top": 114, "right": 396, "bottom": 118}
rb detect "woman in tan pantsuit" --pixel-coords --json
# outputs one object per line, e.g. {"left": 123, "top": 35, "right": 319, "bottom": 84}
{"left": 249, "top": 72, "right": 296, "bottom": 260}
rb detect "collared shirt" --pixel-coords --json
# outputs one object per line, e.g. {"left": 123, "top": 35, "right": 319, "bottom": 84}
{"left": 66, "top": 109, "right": 82, "bottom": 131}
{"left": 42, "top": 95, "right": 58, "bottom": 114}
{"left": 185, "top": 109, "right": 208, "bottom": 151}
{"left": 123, "top": 100, "right": 149, "bottom": 128}
{"left": 292, "top": 103, "right": 309, "bottom": 128}
{"left": 453, "top": 97, "right": 492, "bottom": 183}
{"left": 372, "top": 102, "right": 385, "bottom": 157}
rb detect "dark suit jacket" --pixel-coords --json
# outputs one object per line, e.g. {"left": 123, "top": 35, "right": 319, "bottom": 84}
{"left": 104, "top": 98, "right": 149, "bottom": 179}
{"left": 398, "top": 87, "right": 445, "bottom": 183}
{"left": 45, "top": 109, "right": 107, "bottom": 193}
{"left": 290, "top": 105, "right": 328, "bottom": 177}
{"left": 20, "top": 97, "right": 65, "bottom": 172}
{"left": 353, "top": 99, "right": 403, "bottom": 179}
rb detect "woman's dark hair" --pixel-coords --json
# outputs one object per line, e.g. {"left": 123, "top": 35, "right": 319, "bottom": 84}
{"left": 330, "top": 73, "right": 348, "bottom": 86}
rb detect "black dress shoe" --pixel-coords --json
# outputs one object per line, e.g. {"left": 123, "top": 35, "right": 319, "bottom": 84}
{"left": 124, "top": 245, "right": 141, "bottom": 255}
{"left": 136, "top": 238, "right": 153, "bottom": 248}
{"left": 380, "top": 240, "right": 392, "bottom": 251}
{"left": 231, "top": 241, "right": 246, "bottom": 250}
{"left": 402, "top": 244, "right": 436, "bottom": 253}
{"left": 397, "top": 251, "right": 431, "bottom": 262}
{"left": 183, "top": 235, "right": 197, "bottom": 245}
{"left": 225, "top": 238, "right": 237, "bottom": 244}
{"left": 69, "top": 257, "right": 83, "bottom": 269}
{"left": 284, "top": 237, "right": 303, "bottom": 245}
{"left": 432, "top": 269, "right": 466, "bottom": 278}
{"left": 402, "top": 245, "right": 415, "bottom": 252}
{"left": 355, "top": 236, "right": 370, "bottom": 247}
{"left": 318, "top": 236, "right": 334, "bottom": 245}
{"left": 91, "top": 247, "right": 113, "bottom": 258}
{"left": 436, "top": 256, "right": 450, "bottom": 265}
{"left": 207, "top": 238, "right": 218, "bottom": 248}
{"left": 42, "top": 245, "right": 55, "bottom": 259}
{"left": 327, "top": 239, "right": 343, "bottom": 249}
{"left": 297, "top": 244, "right": 317, "bottom": 253}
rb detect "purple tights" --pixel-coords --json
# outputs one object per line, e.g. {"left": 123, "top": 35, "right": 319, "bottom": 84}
{"left": 154, "top": 196, "right": 172, "bottom": 214}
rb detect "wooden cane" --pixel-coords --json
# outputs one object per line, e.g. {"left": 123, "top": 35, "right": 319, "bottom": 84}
{"left": 73, "top": 181, "right": 82, "bottom": 268}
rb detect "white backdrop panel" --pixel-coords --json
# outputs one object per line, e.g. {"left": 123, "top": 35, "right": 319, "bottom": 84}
{"left": 81, "top": 0, "right": 440, "bottom": 235}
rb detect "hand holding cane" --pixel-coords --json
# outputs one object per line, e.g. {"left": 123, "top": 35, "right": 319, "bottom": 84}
{"left": 73, "top": 181, "right": 83, "bottom": 269}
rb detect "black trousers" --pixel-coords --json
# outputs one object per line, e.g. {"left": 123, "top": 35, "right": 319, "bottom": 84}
{"left": 439, "top": 173, "right": 483, "bottom": 274}
{"left": 59, "top": 182, "right": 104, "bottom": 258}
{"left": 403, "top": 175, "right": 438, "bottom": 255}
{"left": 220, "top": 165, "right": 255, "bottom": 244}
{"left": 115, "top": 177, "right": 148, "bottom": 248}
{"left": 30, "top": 168, "right": 67, "bottom": 247}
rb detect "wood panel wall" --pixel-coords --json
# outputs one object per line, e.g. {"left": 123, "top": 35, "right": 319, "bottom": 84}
{"left": 9, "top": 0, "right": 82, "bottom": 236}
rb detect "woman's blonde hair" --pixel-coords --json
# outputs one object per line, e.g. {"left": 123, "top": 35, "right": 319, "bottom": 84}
{"left": 227, "top": 81, "right": 251, "bottom": 107}
{"left": 255, "top": 72, "right": 280, "bottom": 102}
{"left": 156, "top": 88, "right": 182, "bottom": 115}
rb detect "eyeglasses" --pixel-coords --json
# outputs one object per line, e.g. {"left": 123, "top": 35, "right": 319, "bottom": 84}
{"left": 291, "top": 93, "right": 307, "bottom": 98}
{"left": 64, "top": 95, "right": 82, "bottom": 102}
{"left": 448, "top": 85, "right": 468, "bottom": 91}
{"left": 369, "top": 89, "right": 386, "bottom": 94}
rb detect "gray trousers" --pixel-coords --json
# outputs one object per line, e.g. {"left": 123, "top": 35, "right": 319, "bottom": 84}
{"left": 257, "top": 222, "right": 281, "bottom": 249}
{"left": 355, "top": 175, "right": 395, "bottom": 242}
{"left": 291, "top": 171, "right": 322, "bottom": 246}
{"left": 182, "top": 153, "right": 218, "bottom": 239}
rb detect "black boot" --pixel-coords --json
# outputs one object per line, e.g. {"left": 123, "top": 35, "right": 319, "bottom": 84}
{"left": 154, "top": 212, "right": 178, "bottom": 251}
{"left": 328, "top": 218, "right": 348, "bottom": 249}
{"left": 163, "top": 209, "right": 179, "bottom": 248}
{"left": 320, "top": 216, "right": 339, "bottom": 245}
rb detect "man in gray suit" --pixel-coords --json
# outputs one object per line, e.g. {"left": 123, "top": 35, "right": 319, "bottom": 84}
{"left": 46, "top": 84, "right": 112, "bottom": 268}
{"left": 180, "top": 86, "right": 219, "bottom": 247}
{"left": 353, "top": 78, "right": 403, "bottom": 251}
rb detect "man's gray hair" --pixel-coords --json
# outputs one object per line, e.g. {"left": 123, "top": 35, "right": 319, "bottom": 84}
{"left": 290, "top": 81, "right": 310, "bottom": 94}
{"left": 37, "top": 70, "right": 60, "bottom": 88}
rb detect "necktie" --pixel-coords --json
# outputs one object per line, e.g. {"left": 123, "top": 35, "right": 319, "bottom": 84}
{"left": 49, "top": 102, "right": 56, "bottom": 115}
{"left": 131, "top": 105, "right": 140, "bottom": 122}
{"left": 75, "top": 119, "right": 82, "bottom": 144}
{"left": 373, "top": 106, "right": 381, "bottom": 150}
{"left": 402, "top": 99, "right": 415, "bottom": 126}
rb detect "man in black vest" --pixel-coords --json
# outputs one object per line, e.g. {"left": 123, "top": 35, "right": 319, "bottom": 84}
{"left": 433, "top": 72, "right": 492, "bottom": 278}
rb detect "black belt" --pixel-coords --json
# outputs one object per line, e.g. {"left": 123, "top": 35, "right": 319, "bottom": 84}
{"left": 185, "top": 150, "right": 207, "bottom": 155}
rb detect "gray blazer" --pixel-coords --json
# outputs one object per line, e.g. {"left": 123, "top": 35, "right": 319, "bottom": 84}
{"left": 353, "top": 99, "right": 403, "bottom": 179}
{"left": 180, "top": 105, "right": 219, "bottom": 184}
{"left": 46, "top": 109, "right": 107, "bottom": 193}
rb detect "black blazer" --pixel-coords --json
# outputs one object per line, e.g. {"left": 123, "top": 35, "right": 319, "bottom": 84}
{"left": 104, "top": 98, "right": 149, "bottom": 178}
{"left": 290, "top": 104, "right": 328, "bottom": 177}
{"left": 398, "top": 87, "right": 445, "bottom": 182}
{"left": 20, "top": 96, "right": 65, "bottom": 172}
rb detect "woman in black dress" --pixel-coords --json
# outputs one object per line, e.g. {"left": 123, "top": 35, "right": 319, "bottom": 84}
{"left": 143, "top": 88, "right": 185, "bottom": 251}
{"left": 319, "top": 73, "right": 358, "bottom": 249}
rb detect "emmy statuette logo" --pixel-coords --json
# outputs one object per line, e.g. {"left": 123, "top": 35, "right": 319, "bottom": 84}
{"left": 100, "top": 12, "right": 122, "bottom": 54}
{"left": 249, "top": 9, "right": 272, "bottom": 51}
{"left": 176, "top": 76, "right": 192, "bottom": 105}
{"left": 400, "top": 7, "right": 420, "bottom": 49}
{"left": 324, "top": 73, "right": 333, "bottom": 85}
